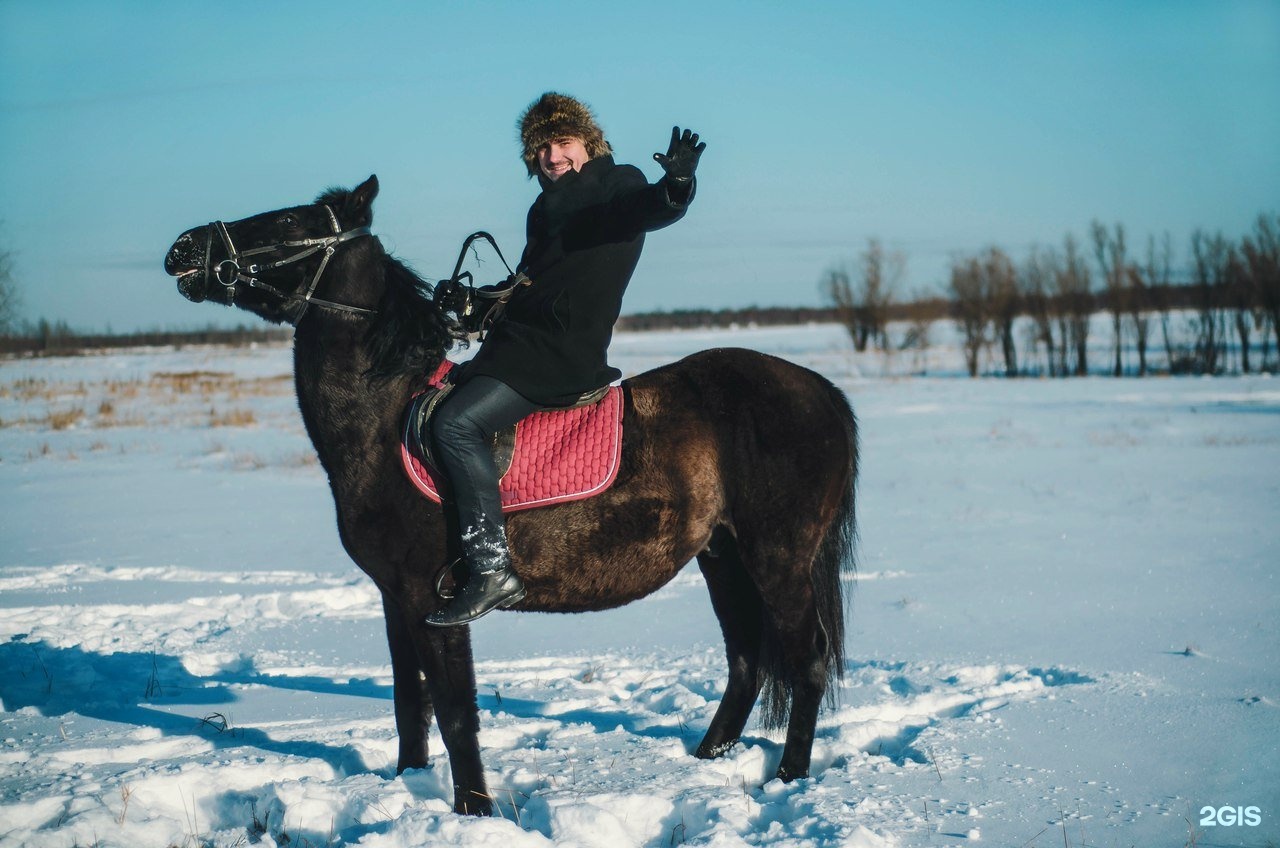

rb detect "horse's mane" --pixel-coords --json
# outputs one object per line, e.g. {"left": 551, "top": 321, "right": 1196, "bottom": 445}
{"left": 363, "top": 254, "right": 469, "bottom": 381}
{"left": 310, "top": 185, "right": 467, "bottom": 381}
{"left": 315, "top": 186, "right": 352, "bottom": 209}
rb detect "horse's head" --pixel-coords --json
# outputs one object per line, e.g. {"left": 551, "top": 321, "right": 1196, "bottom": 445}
{"left": 164, "top": 175, "right": 380, "bottom": 325}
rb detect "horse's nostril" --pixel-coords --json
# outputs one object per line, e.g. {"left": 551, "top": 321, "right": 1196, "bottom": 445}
{"left": 165, "top": 231, "right": 204, "bottom": 276}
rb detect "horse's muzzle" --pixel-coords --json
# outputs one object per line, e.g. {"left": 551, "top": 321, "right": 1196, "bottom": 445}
{"left": 165, "top": 228, "right": 210, "bottom": 302}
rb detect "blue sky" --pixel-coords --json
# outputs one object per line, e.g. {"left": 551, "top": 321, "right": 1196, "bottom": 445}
{"left": 2, "top": 0, "right": 1278, "bottom": 332}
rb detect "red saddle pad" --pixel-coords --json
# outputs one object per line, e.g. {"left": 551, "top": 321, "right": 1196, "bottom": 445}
{"left": 400, "top": 362, "right": 624, "bottom": 513}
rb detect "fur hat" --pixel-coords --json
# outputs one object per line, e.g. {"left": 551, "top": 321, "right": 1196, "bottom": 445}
{"left": 518, "top": 92, "right": 612, "bottom": 177}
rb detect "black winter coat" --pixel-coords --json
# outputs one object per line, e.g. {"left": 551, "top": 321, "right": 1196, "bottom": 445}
{"left": 464, "top": 155, "right": 693, "bottom": 405}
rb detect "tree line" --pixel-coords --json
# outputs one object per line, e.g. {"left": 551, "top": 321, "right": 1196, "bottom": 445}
{"left": 617, "top": 306, "right": 839, "bottom": 331}
{"left": 3, "top": 214, "right": 1278, "bottom": 372}
{"left": 0, "top": 319, "right": 292, "bottom": 356}
{"left": 823, "top": 213, "right": 1280, "bottom": 377}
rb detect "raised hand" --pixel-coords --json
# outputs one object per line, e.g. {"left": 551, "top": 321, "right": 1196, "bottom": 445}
{"left": 653, "top": 126, "right": 706, "bottom": 185}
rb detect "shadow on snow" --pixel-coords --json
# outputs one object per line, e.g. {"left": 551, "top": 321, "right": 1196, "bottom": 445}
{"left": 0, "top": 636, "right": 374, "bottom": 777}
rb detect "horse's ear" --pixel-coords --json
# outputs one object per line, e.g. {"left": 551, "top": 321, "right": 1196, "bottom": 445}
{"left": 348, "top": 174, "right": 379, "bottom": 225}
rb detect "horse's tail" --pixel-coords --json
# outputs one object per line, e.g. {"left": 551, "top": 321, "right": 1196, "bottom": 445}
{"left": 758, "top": 377, "right": 858, "bottom": 729}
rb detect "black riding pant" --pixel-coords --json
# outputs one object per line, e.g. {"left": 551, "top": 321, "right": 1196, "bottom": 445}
{"left": 428, "top": 375, "right": 540, "bottom": 571}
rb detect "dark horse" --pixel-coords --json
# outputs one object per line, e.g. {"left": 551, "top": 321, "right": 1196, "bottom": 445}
{"left": 163, "top": 176, "right": 857, "bottom": 816}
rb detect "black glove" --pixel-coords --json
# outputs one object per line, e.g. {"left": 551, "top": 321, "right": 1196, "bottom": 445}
{"left": 653, "top": 126, "right": 705, "bottom": 202}
{"left": 433, "top": 277, "right": 470, "bottom": 318}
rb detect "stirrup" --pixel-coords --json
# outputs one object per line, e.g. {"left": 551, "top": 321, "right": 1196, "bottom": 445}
{"left": 435, "top": 559, "right": 459, "bottom": 600}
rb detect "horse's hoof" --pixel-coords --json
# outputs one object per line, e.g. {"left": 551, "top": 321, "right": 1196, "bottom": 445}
{"left": 776, "top": 764, "right": 809, "bottom": 782}
{"left": 395, "top": 756, "right": 430, "bottom": 774}
{"left": 455, "top": 795, "right": 494, "bottom": 817}
{"left": 695, "top": 739, "right": 738, "bottom": 759}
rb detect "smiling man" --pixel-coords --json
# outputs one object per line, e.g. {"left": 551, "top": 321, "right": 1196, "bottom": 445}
{"left": 536, "top": 135, "right": 590, "bottom": 181}
{"left": 422, "top": 92, "right": 706, "bottom": 627}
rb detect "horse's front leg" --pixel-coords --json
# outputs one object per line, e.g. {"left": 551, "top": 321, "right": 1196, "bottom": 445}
{"left": 383, "top": 594, "right": 433, "bottom": 772}
{"left": 410, "top": 622, "right": 492, "bottom": 816}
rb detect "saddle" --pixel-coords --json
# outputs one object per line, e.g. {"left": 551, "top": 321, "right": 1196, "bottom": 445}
{"left": 400, "top": 361, "right": 623, "bottom": 513}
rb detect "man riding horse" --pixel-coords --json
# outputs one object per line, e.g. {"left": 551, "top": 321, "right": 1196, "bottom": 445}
{"left": 422, "top": 92, "right": 706, "bottom": 627}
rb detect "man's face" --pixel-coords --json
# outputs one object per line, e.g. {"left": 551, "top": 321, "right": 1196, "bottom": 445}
{"left": 537, "top": 136, "right": 590, "bottom": 181}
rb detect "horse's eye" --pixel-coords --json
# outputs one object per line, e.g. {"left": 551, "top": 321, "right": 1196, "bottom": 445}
{"left": 279, "top": 214, "right": 299, "bottom": 228}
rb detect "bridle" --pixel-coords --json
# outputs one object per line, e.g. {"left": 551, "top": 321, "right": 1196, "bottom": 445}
{"left": 206, "top": 204, "right": 376, "bottom": 322}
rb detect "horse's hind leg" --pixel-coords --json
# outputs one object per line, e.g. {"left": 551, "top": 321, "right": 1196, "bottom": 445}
{"left": 740, "top": 538, "right": 832, "bottom": 782}
{"left": 695, "top": 538, "right": 764, "bottom": 759}
{"left": 772, "top": 624, "right": 827, "bottom": 782}
{"left": 383, "top": 595, "right": 433, "bottom": 772}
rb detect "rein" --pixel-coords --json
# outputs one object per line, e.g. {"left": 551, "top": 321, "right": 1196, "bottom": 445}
{"left": 207, "top": 204, "right": 375, "bottom": 322}
{"left": 435, "top": 231, "right": 531, "bottom": 335}
{"left": 447, "top": 231, "right": 517, "bottom": 286}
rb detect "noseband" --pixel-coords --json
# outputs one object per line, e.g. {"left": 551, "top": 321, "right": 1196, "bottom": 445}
{"left": 206, "top": 204, "right": 375, "bottom": 322}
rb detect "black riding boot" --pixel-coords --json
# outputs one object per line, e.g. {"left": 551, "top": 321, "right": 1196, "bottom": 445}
{"left": 421, "top": 375, "right": 538, "bottom": 628}
{"left": 423, "top": 521, "right": 526, "bottom": 627}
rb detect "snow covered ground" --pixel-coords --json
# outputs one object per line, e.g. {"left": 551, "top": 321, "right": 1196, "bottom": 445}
{"left": 1, "top": 323, "right": 1277, "bottom": 847}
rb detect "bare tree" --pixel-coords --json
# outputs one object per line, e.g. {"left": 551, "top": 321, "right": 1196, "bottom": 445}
{"left": 1225, "top": 243, "right": 1258, "bottom": 373}
{"left": 898, "top": 294, "right": 935, "bottom": 375}
{"left": 1241, "top": 212, "right": 1280, "bottom": 370}
{"left": 0, "top": 245, "right": 20, "bottom": 335}
{"left": 895, "top": 290, "right": 937, "bottom": 373}
{"left": 861, "top": 239, "right": 903, "bottom": 351}
{"left": 1091, "top": 221, "right": 1129, "bottom": 376}
{"left": 821, "top": 265, "right": 863, "bottom": 349}
{"left": 821, "top": 238, "right": 902, "bottom": 352}
{"left": 1053, "top": 265, "right": 1073, "bottom": 376}
{"left": 1142, "top": 232, "right": 1177, "bottom": 370}
{"left": 1056, "top": 234, "right": 1093, "bottom": 376}
{"left": 1190, "top": 230, "right": 1229, "bottom": 374}
{"left": 949, "top": 255, "right": 989, "bottom": 377}
{"left": 1019, "top": 245, "right": 1059, "bottom": 376}
{"left": 1124, "top": 263, "right": 1151, "bottom": 376}
{"left": 984, "top": 247, "right": 1020, "bottom": 377}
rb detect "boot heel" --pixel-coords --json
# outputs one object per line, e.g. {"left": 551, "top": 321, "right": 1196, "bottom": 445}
{"left": 499, "top": 587, "right": 526, "bottom": 608}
